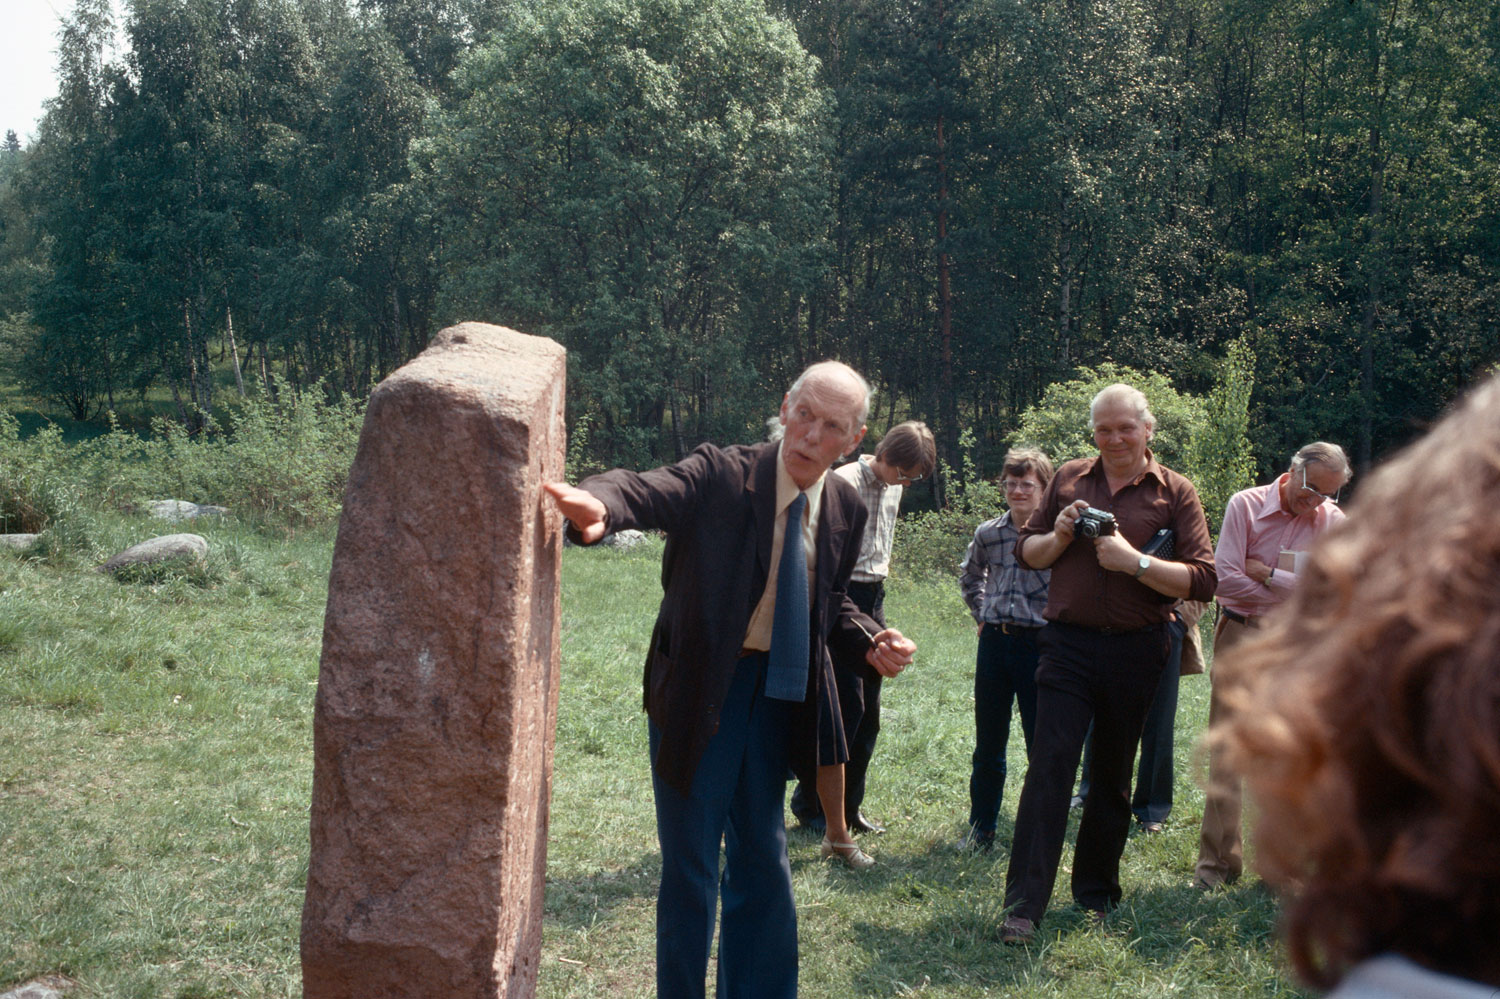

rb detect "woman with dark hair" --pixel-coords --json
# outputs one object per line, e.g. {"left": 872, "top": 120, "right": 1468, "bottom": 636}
{"left": 1214, "top": 372, "right": 1500, "bottom": 997}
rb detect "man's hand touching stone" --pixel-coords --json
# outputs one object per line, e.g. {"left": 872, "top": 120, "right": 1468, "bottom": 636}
{"left": 543, "top": 482, "right": 608, "bottom": 544}
{"left": 866, "top": 628, "right": 916, "bottom": 678}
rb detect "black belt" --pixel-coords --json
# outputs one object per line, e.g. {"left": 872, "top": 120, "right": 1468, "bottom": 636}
{"left": 1219, "top": 606, "right": 1260, "bottom": 628}
{"left": 987, "top": 621, "right": 1040, "bottom": 636}
{"left": 1053, "top": 619, "right": 1162, "bottom": 637}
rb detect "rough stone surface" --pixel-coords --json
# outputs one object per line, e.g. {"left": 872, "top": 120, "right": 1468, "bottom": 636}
{"left": 149, "top": 499, "right": 229, "bottom": 521}
{"left": 0, "top": 975, "right": 75, "bottom": 999}
{"left": 0, "top": 534, "right": 39, "bottom": 550}
{"left": 599, "top": 528, "right": 647, "bottom": 550}
{"left": 301, "top": 322, "right": 566, "bottom": 999}
{"left": 99, "top": 533, "right": 209, "bottom": 573}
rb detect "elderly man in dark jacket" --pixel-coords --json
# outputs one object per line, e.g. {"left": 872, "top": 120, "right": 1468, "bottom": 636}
{"left": 545, "top": 361, "right": 915, "bottom": 999}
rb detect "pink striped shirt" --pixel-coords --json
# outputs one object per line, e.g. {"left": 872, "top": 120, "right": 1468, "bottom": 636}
{"left": 1214, "top": 476, "right": 1345, "bottom": 617}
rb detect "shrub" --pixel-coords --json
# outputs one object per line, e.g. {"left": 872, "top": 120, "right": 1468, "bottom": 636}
{"left": 70, "top": 379, "right": 365, "bottom": 526}
{"left": 1009, "top": 355, "right": 1255, "bottom": 533}
{"left": 0, "top": 413, "right": 80, "bottom": 534}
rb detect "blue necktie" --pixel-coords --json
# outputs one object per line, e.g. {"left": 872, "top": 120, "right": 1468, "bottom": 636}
{"left": 765, "top": 492, "right": 810, "bottom": 702}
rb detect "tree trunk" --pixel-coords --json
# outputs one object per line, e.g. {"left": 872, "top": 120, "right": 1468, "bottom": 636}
{"left": 225, "top": 296, "right": 245, "bottom": 397}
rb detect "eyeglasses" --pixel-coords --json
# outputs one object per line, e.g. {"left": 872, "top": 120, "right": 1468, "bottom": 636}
{"left": 897, "top": 468, "right": 926, "bottom": 484}
{"left": 1298, "top": 466, "right": 1340, "bottom": 504}
{"left": 1002, "top": 479, "right": 1038, "bottom": 494}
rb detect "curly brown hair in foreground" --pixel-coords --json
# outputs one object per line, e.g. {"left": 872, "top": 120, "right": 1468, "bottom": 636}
{"left": 1215, "top": 372, "right": 1500, "bottom": 990}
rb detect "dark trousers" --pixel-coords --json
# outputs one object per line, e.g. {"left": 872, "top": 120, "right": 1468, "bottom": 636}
{"left": 1076, "top": 616, "right": 1184, "bottom": 822}
{"left": 1003, "top": 621, "right": 1171, "bottom": 923}
{"left": 651, "top": 653, "right": 798, "bottom": 999}
{"left": 967, "top": 623, "right": 1041, "bottom": 835}
{"left": 790, "top": 580, "right": 885, "bottom": 822}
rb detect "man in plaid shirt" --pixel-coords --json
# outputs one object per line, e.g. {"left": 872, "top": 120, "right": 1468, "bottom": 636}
{"left": 957, "top": 447, "right": 1054, "bottom": 851}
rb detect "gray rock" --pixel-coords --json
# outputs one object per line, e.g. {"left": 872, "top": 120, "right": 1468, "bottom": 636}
{"left": 1, "top": 975, "right": 74, "bottom": 999}
{"left": 600, "top": 528, "right": 647, "bottom": 549}
{"left": 0, "top": 534, "right": 39, "bottom": 551}
{"left": 99, "top": 533, "right": 209, "bottom": 574}
{"left": 149, "top": 499, "right": 229, "bottom": 521}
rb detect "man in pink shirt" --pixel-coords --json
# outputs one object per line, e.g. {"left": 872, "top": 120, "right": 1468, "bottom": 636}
{"left": 1195, "top": 442, "right": 1351, "bottom": 889}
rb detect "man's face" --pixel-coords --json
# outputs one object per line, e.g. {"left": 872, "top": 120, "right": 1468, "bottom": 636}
{"left": 873, "top": 457, "right": 925, "bottom": 487}
{"left": 1281, "top": 462, "right": 1343, "bottom": 517}
{"left": 1091, "top": 402, "right": 1151, "bottom": 468}
{"left": 780, "top": 381, "right": 867, "bottom": 489}
{"left": 1002, "top": 472, "right": 1043, "bottom": 524}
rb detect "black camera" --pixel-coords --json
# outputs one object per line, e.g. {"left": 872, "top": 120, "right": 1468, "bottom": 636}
{"left": 1075, "top": 507, "right": 1117, "bottom": 538}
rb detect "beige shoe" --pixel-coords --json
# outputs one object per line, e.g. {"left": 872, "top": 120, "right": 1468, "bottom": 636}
{"left": 820, "top": 835, "right": 875, "bottom": 870}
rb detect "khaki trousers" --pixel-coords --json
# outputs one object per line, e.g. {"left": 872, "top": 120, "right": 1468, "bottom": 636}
{"left": 1195, "top": 613, "right": 1258, "bottom": 887}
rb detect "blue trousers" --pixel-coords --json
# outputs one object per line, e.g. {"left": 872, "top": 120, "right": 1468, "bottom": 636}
{"left": 650, "top": 653, "right": 798, "bottom": 999}
{"left": 967, "top": 623, "right": 1041, "bottom": 835}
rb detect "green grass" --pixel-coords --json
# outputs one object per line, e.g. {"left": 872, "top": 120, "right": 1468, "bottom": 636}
{"left": 1, "top": 530, "right": 1308, "bottom": 997}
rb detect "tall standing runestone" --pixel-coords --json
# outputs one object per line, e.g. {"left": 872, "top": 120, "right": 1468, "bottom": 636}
{"left": 301, "top": 323, "right": 566, "bottom": 998}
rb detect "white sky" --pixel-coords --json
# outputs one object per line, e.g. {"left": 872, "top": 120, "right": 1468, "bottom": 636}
{"left": 2, "top": 0, "right": 125, "bottom": 146}
{"left": 3, "top": 0, "right": 70, "bottom": 144}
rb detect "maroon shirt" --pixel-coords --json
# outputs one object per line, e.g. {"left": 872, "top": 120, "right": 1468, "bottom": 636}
{"left": 1017, "top": 451, "right": 1216, "bottom": 631}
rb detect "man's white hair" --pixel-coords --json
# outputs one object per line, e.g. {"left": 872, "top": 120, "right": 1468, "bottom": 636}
{"left": 1290, "top": 441, "right": 1353, "bottom": 486}
{"left": 767, "top": 360, "right": 873, "bottom": 440}
{"left": 1089, "top": 382, "right": 1156, "bottom": 433}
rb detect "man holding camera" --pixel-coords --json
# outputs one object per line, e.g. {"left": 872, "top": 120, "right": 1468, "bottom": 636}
{"left": 1000, "top": 383, "right": 1216, "bottom": 943}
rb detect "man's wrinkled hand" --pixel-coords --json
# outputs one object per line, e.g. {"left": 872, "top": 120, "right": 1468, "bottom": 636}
{"left": 543, "top": 482, "right": 608, "bottom": 544}
{"left": 865, "top": 628, "right": 916, "bottom": 678}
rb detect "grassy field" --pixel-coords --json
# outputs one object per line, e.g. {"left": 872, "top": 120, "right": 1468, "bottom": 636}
{"left": 1, "top": 525, "right": 1309, "bottom": 998}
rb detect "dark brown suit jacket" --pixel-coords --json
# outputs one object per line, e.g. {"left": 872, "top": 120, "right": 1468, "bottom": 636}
{"left": 574, "top": 441, "right": 879, "bottom": 795}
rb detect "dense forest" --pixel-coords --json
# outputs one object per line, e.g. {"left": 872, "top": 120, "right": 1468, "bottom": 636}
{"left": 0, "top": 0, "right": 1496, "bottom": 479}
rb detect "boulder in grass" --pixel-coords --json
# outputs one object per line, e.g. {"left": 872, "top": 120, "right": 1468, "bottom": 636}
{"left": 600, "top": 528, "right": 647, "bottom": 550}
{"left": 149, "top": 499, "right": 229, "bottom": 522}
{"left": 0, "top": 974, "right": 75, "bottom": 999}
{"left": 99, "top": 533, "right": 209, "bottom": 574}
{"left": 0, "top": 534, "right": 39, "bottom": 551}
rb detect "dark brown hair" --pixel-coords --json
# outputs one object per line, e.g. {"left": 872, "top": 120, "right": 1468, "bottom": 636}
{"left": 875, "top": 421, "right": 937, "bottom": 477}
{"left": 1216, "top": 371, "right": 1500, "bottom": 989}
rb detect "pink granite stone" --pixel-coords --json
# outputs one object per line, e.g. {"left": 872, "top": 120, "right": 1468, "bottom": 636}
{"left": 301, "top": 323, "right": 565, "bottom": 999}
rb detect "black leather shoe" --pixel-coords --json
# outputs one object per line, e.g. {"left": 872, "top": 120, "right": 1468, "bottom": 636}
{"left": 1000, "top": 915, "right": 1035, "bottom": 944}
{"left": 851, "top": 811, "right": 886, "bottom": 835}
{"left": 799, "top": 814, "right": 827, "bottom": 835}
{"left": 956, "top": 827, "right": 995, "bottom": 853}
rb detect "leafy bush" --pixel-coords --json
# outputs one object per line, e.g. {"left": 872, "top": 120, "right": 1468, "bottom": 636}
{"left": 69, "top": 379, "right": 365, "bottom": 525}
{"left": 894, "top": 350, "right": 1257, "bottom": 579}
{"left": 1010, "top": 362, "right": 1204, "bottom": 471}
{"left": 0, "top": 413, "right": 80, "bottom": 534}
{"left": 1009, "top": 355, "right": 1255, "bottom": 532}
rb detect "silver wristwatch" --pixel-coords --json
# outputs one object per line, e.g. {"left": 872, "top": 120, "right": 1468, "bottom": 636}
{"left": 1134, "top": 555, "right": 1151, "bottom": 579}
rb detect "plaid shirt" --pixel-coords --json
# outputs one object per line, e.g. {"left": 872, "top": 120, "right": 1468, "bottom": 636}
{"left": 834, "top": 455, "right": 902, "bottom": 583}
{"left": 959, "top": 511, "right": 1050, "bottom": 627}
